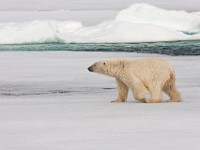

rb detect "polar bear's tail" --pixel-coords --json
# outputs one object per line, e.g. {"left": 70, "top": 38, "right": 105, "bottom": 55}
{"left": 163, "top": 69, "right": 182, "bottom": 102}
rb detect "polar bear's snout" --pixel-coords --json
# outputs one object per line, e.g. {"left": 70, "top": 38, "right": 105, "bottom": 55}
{"left": 88, "top": 66, "right": 93, "bottom": 72}
{"left": 88, "top": 63, "right": 98, "bottom": 72}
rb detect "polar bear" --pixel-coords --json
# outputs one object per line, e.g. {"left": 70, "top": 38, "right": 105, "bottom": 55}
{"left": 88, "top": 57, "right": 181, "bottom": 103}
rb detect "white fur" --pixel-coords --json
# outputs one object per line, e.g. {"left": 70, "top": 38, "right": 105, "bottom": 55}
{"left": 88, "top": 57, "right": 182, "bottom": 103}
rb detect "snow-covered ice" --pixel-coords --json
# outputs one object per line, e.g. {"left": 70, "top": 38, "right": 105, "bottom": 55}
{"left": 0, "top": 51, "right": 200, "bottom": 150}
{"left": 0, "top": 3, "right": 200, "bottom": 44}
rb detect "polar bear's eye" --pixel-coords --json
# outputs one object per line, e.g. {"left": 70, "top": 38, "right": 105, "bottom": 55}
{"left": 103, "top": 62, "right": 106, "bottom": 65}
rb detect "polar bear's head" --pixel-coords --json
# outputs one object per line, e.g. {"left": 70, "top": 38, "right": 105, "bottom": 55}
{"left": 88, "top": 59, "right": 126, "bottom": 77}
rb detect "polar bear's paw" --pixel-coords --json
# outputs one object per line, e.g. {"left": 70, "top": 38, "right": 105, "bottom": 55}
{"left": 111, "top": 98, "right": 125, "bottom": 103}
{"left": 139, "top": 98, "right": 147, "bottom": 103}
{"left": 167, "top": 99, "right": 181, "bottom": 102}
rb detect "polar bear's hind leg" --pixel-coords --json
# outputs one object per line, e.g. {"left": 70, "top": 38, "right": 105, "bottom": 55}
{"left": 163, "top": 75, "right": 182, "bottom": 102}
{"left": 148, "top": 84, "right": 163, "bottom": 103}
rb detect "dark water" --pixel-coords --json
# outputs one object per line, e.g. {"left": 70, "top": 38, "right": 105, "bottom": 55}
{"left": 0, "top": 40, "right": 200, "bottom": 56}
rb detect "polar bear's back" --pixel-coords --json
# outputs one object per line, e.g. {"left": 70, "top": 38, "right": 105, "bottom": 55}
{"left": 133, "top": 57, "right": 171, "bottom": 67}
{"left": 129, "top": 57, "right": 172, "bottom": 70}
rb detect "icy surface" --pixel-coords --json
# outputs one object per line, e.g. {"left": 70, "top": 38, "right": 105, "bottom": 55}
{"left": 0, "top": 51, "right": 200, "bottom": 150}
{"left": 0, "top": 3, "right": 200, "bottom": 44}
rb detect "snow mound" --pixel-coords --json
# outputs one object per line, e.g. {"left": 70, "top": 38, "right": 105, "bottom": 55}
{"left": 116, "top": 3, "right": 200, "bottom": 33}
{"left": 0, "top": 3, "right": 200, "bottom": 44}
{"left": 0, "top": 20, "right": 83, "bottom": 44}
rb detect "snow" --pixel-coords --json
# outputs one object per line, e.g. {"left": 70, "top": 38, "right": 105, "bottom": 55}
{"left": 0, "top": 51, "right": 200, "bottom": 150}
{"left": 0, "top": 3, "right": 200, "bottom": 44}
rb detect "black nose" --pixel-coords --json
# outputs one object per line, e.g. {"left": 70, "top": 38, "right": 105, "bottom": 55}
{"left": 88, "top": 66, "right": 93, "bottom": 72}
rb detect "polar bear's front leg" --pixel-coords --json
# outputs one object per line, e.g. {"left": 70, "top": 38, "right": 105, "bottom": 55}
{"left": 111, "top": 78, "right": 129, "bottom": 103}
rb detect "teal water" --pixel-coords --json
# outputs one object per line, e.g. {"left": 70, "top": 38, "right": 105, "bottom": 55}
{"left": 0, "top": 40, "right": 200, "bottom": 55}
